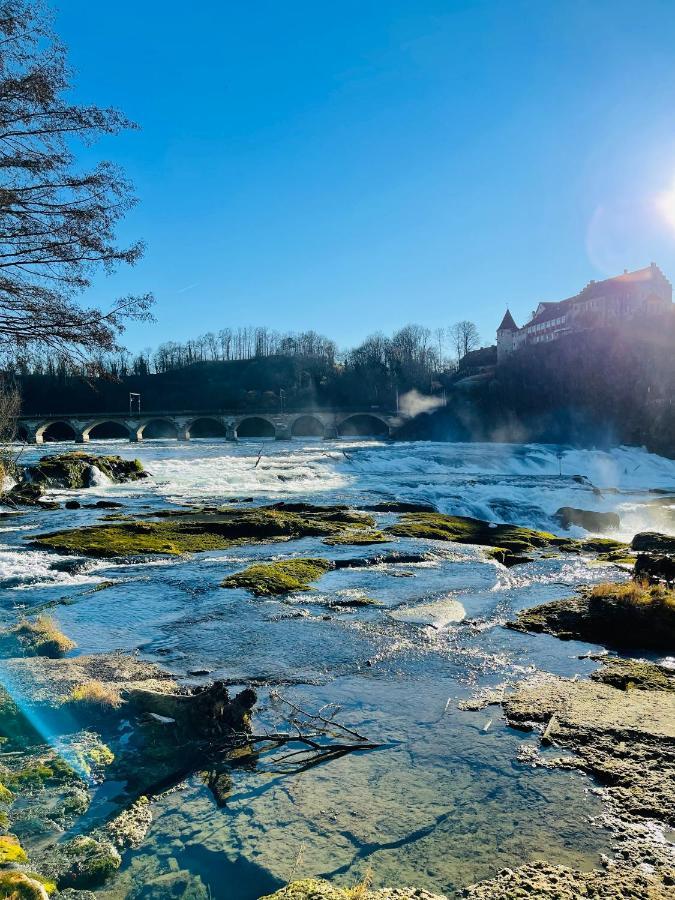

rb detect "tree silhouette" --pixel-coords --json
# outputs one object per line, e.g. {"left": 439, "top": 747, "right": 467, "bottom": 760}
{"left": 0, "top": 1, "right": 153, "bottom": 365}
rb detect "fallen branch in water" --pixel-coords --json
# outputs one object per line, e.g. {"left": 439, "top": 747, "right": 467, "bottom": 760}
{"left": 214, "top": 694, "right": 381, "bottom": 774}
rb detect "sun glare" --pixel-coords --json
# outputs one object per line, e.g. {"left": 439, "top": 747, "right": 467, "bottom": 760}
{"left": 655, "top": 178, "right": 675, "bottom": 230}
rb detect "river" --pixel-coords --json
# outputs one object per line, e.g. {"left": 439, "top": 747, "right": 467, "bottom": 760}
{"left": 2, "top": 438, "right": 674, "bottom": 898}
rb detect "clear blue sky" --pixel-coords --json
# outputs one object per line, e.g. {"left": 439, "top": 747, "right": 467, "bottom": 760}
{"left": 58, "top": 0, "right": 675, "bottom": 354}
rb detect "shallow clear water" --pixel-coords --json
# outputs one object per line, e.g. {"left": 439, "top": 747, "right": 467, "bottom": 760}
{"left": 2, "top": 439, "right": 674, "bottom": 898}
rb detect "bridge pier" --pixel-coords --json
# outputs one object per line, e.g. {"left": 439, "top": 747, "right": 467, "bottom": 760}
{"left": 274, "top": 424, "right": 291, "bottom": 441}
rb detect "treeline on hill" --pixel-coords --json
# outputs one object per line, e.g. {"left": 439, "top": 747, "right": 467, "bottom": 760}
{"left": 400, "top": 316, "right": 675, "bottom": 457}
{"left": 10, "top": 324, "right": 469, "bottom": 414}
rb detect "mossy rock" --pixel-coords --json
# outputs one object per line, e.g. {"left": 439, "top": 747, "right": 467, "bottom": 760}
{"left": 0, "top": 833, "right": 28, "bottom": 863}
{"left": 0, "top": 617, "right": 75, "bottom": 659}
{"left": 508, "top": 581, "right": 675, "bottom": 650}
{"left": 386, "top": 512, "right": 556, "bottom": 553}
{"left": 0, "top": 687, "right": 41, "bottom": 747}
{"left": 26, "top": 453, "right": 146, "bottom": 489}
{"left": 330, "top": 595, "right": 383, "bottom": 607}
{"left": 0, "top": 872, "right": 49, "bottom": 899}
{"left": 322, "top": 530, "right": 391, "bottom": 546}
{"left": 557, "top": 537, "right": 629, "bottom": 555}
{"left": 222, "top": 558, "right": 332, "bottom": 596}
{"left": 56, "top": 836, "right": 121, "bottom": 890}
{"left": 30, "top": 505, "right": 375, "bottom": 558}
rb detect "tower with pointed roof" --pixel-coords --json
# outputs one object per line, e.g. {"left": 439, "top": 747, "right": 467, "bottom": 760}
{"left": 497, "top": 308, "right": 518, "bottom": 362}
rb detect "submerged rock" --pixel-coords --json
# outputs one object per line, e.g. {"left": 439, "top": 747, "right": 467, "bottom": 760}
{"left": 128, "top": 870, "right": 209, "bottom": 899}
{"left": 508, "top": 581, "right": 675, "bottom": 650}
{"left": 555, "top": 506, "right": 621, "bottom": 532}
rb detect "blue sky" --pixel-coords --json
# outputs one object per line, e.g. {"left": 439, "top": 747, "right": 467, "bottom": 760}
{"left": 58, "top": 0, "right": 675, "bottom": 354}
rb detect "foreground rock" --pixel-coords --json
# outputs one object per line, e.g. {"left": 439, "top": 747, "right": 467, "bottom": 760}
{"left": 458, "top": 658, "right": 675, "bottom": 897}
{"left": 31, "top": 504, "right": 379, "bottom": 557}
{"left": 0, "top": 650, "right": 257, "bottom": 894}
{"left": 260, "top": 879, "right": 448, "bottom": 900}
{"left": 461, "top": 860, "right": 672, "bottom": 898}
{"left": 498, "top": 664, "right": 675, "bottom": 824}
{"left": 508, "top": 580, "right": 675, "bottom": 650}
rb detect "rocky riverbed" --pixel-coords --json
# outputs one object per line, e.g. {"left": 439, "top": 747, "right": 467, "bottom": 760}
{"left": 0, "top": 440, "right": 673, "bottom": 899}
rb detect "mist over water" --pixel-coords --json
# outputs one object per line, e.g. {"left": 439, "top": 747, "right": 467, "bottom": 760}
{"left": 1, "top": 439, "right": 674, "bottom": 898}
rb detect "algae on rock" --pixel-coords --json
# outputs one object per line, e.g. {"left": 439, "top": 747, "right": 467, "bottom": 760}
{"left": 31, "top": 505, "right": 377, "bottom": 558}
{"left": 385, "top": 512, "right": 557, "bottom": 554}
{"left": 222, "top": 558, "right": 332, "bottom": 596}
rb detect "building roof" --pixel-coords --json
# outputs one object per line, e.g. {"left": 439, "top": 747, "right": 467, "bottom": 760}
{"left": 497, "top": 309, "right": 517, "bottom": 331}
{"left": 526, "top": 264, "right": 670, "bottom": 327}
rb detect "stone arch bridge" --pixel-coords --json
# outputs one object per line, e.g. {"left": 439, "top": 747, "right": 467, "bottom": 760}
{"left": 16, "top": 409, "right": 406, "bottom": 444}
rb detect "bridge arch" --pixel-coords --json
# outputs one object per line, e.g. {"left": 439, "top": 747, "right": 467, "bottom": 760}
{"left": 337, "top": 413, "right": 390, "bottom": 438}
{"left": 35, "top": 420, "right": 77, "bottom": 443}
{"left": 15, "top": 424, "right": 30, "bottom": 443}
{"left": 82, "top": 420, "right": 132, "bottom": 441}
{"left": 290, "top": 414, "right": 325, "bottom": 438}
{"left": 137, "top": 418, "right": 179, "bottom": 440}
{"left": 185, "top": 416, "right": 228, "bottom": 438}
{"left": 235, "top": 416, "right": 275, "bottom": 439}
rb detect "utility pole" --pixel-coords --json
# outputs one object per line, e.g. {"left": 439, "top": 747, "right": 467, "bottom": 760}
{"left": 129, "top": 392, "right": 141, "bottom": 415}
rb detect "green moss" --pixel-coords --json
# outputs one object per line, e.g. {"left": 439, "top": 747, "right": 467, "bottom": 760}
{"left": 330, "top": 595, "right": 383, "bottom": 607}
{"left": 0, "top": 783, "right": 13, "bottom": 804}
{"left": 31, "top": 505, "right": 375, "bottom": 558}
{"left": 5, "top": 756, "right": 78, "bottom": 791}
{"left": 0, "top": 872, "right": 48, "bottom": 899}
{"left": 24, "top": 873, "right": 57, "bottom": 896}
{"left": 557, "top": 537, "right": 629, "bottom": 555}
{"left": 57, "top": 835, "right": 121, "bottom": 889}
{"left": 386, "top": 512, "right": 556, "bottom": 553}
{"left": 222, "top": 558, "right": 333, "bottom": 596}
{"left": 0, "top": 833, "right": 28, "bottom": 863}
{"left": 0, "top": 687, "right": 41, "bottom": 747}
{"left": 322, "top": 530, "right": 391, "bottom": 546}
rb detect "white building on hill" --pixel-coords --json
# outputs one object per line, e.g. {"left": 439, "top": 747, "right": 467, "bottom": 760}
{"left": 497, "top": 263, "right": 673, "bottom": 362}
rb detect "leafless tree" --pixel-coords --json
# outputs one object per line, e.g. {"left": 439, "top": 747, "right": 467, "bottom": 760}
{"left": 0, "top": 1, "right": 153, "bottom": 366}
{"left": 450, "top": 320, "right": 480, "bottom": 359}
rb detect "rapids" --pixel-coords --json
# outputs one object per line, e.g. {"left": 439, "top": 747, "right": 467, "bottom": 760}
{"left": 1, "top": 438, "right": 674, "bottom": 898}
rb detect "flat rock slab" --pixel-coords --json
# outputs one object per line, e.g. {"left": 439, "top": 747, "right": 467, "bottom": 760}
{"left": 461, "top": 860, "right": 674, "bottom": 899}
{"left": 0, "top": 652, "right": 177, "bottom": 705}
